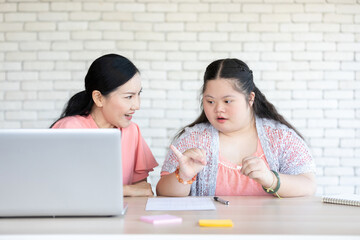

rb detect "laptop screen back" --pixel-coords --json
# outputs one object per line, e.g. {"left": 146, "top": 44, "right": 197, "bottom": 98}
{"left": 0, "top": 129, "right": 125, "bottom": 217}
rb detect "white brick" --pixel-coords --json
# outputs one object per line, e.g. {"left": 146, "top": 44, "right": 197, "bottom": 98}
{"left": 199, "top": 32, "right": 228, "bottom": 41}
{"left": 25, "top": 22, "right": 56, "bottom": 31}
{"left": 167, "top": 32, "right": 196, "bottom": 41}
{"left": 198, "top": 52, "right": 229, "bottom": 61}
{"left": 134, "top": 13, "right": 165, "bottom": 22}
{"left": 149, "top": 42, "right": 179, "bottom": 51}
{"left": 325, "top": 167, "right": 354, "bottom": 176}
{"left": 210, "top": 3, "right": 241, "bottom": 12}
{"left": 5, "top": 91, "right": 37, "bottom": 100}
{"left": 39, "top": 32, "right": 70, "bottom": 41}
{"left": 324, "top": 52, "right": 354, "bottom": 61}
{"left": 308, "top": 81, "right": 338, "bottom": 90}
{"left": 306, "top": 42, "right": 336, "bottom": 51}
{"left": 310, "top": 61, "right": 340, "bottom": 70}
{"left": 54, "top": 81, "right": 83, "bottom": 90}
{"left": 243, "top": 4, "right": 272, "bottom": 13}
{"left": 6, "top": 32, "right": 37, "bottom": 41}
{"left": 278, "top": 61, "right": 309, "bottom": 71}
{"left": 340, "top": 177, "right": 360, "bottom": 185}
{"left": 147, "top": 3, "right": 178, "bottom": 12}
{"left": 38, "top": 51, "right": 69, "bottom": 60}
{"left": 261, "top": 14, "right": 291, "bottom": 22}
{"left": 89, "top": 22, "right": 121, "bottom": 31}
{"left": 154, "top": 23, "right": 184, "bottom": 32}
{"left": 167, "top": 90, "right": 197, "bottom": 100}
{"left": 324, "top": 90, "right": 353, "bottom": 99}
{"left": 0, "top": 23, "right": 23, "bottom": 32}
{"left": 341, "top": 139, "right": 360, "bottom": 148}
{"left": 19, "top": 2, "right": 49, "bottom": 11}
{"left": 181, "top": 42, "right": 211, "bottom": 51}
{"left": 38, "top": 91, "right": 69, "bottom": 100}
{"left": 115, "top": 3, "right": 145, "bottom": 12}
{"left": 135, "top": 51, "right": 166, "bottom": 61}
{"left": 141, "top": 90, "right": 166, "bottom": 99}
{"left": 0, "top": 82, "right": 20, "bottom": 91}
{"left": 324, "top": 71, "right": 354, "bottom": 80}
{"left": 83, "top": 2, "right": 114, "bottom": 11}
{"left": 308, "top": 119, "right": 337, "bottom": 128}
{"left": 40, "top": 71, "right": 71, "bottom": 81}
{"left": 339, "top": 99, "right": 360, "bottom": 109}
{"left": 70, "top": 12, "right": 101, "bottom": 21}
{"left": 336, "top": 4, "right": 360, "bottom": 14}
{"left": 152, "top": 100, "right": 182, "bottom": 109}
{"left": 179, "top": 3, "right": 209, "bottom": 12}
{"left": 341, "top": 24, "right": 360, "bottom": 33}
{"left": 167, "top": 71, "right": 198, "bottom": 81}
{"left": 136, "top": 32, "right": 165, "bottom": 41}
{"left": 317, "top": 176, "right": 339, "bottom": 185}
{"left": 229, "top": 13, "right": 259, "bottom": 22}
{"left": 0, "top": 42, "right": 18, "bottom": 51}
{"left": 217, "top": 23, "right": 247, "bottom": 32}
{"left": 58, "top": 22, "right": 88, "bottom": 31}
{"left": 277, "top": 100, "right": 308, "bottom": 109}
{"left": 150, "top": 119, "right": 182, "bottom": 128}
{"left": 102, "top": 12, "right": 132, "bottom": 21}
{"left": 135, "top": 109, "right": 165, "bottom": 118}
{"left": 56, "top": 61, "right": 85, "bottom": 71}
{"left": 165, "top": 109, "right": 198, "bottom": 120}
{"left": 339, "top": 119, "right": 360, "bottom": 128}
{"left": 338, "top": 43, "right": 360, "bottom": 51}
{"left": 275, "top": 42, "right": 305, "bottom": 51}
{"left": 166, "top": 13, "right": 197, "bottom": 22}
{"left": 6, "top": 111, "right": 37, "bottom": 120}
{"left": 231, "top": 33, "right": 260, "bottom": 41}
{"left": 23, "top": 101, "right": 55, "bottom": 110}
{"left": 122, "top": 22, "right": 152, "bottom": 31}
{"left": 280, "top": 23, "right": 309, "bottom": 32}
{"left": 53, "top": 41, "right": 83, "bottom": 51}
{"left": 293, "top": 32, "right": 323, "bottom": 41}
{"left": 260, "top": 33, "right": 291, "bottom": 41}
{"left": 20, "top": 41, "right": 50, "bottom": 51}
{"left": 341, "top": 62, "right": 360, "bottom": 70}
{"left": 151, "top": 61, "right": 182, "bottom": 70}
{"left": 0, "top": 62, "right": 21, "bottom": 71}
{"left": 324, "top": 186, "right": 355, "bottom": 195}
{"left": 5, "top": 13, "right": 36, "bottom": 22}
{"left": 325, "top": 129, "right": 355, "bottom": 138}
{"left": 185, "top": 22, "right": 215, "bottom": 31}
{"left": 22, "top": 81, "right": 53, "bottom": 91}
{"left": 277, "top": 80, "right": 307, "bottom": 90}
{"left": 324, "top": 13, "right": 353, "bottom": 23}
{"left": 294, "top": 52, "right": 322, "bottom": 61}
{"left": 292, "top": 13, "right": 322, "bottom": 22}
{"left": 86, "top": 41, "right": 116, "bottom": 50}
{"left": 293, "top": 90, "right": 322, "bottom": 99}
{"left": 249, "top": 23, "right": 278, "bottom": 32}
{"left": 263, "top": 71, "right": 292, "bottom": 81}
{"left": 243, "top": 43, "right": 273, "bottom": 51}
{"left": 38, "top": 12, "right": 68, "bottom": 21}
{"left": 51, "top": 2, "right": 81, "bottom": 11}
{"left": 0, "top": 3, "right": 17, "bottom": 12}
{"left": 293, "top": 109, "right": 323, "bottom": 118}
{"left": 325, "top": 109, "right": 355, "bottom": 119}
{"left": 311, "top": 23, "right": 340, "bottom": 32}
{"left": 261, "top": 52, "right": 291, "bottom": 61}
{"left": 7, "top": 71, "right": 39, "bottom": 81}
{"left": 274, "top": 4, "right": 304, "bottom": 12}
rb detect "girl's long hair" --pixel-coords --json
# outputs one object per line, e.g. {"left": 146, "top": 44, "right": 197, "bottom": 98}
{"left": 176, "top": 58, "right": 303, "bottom": 139}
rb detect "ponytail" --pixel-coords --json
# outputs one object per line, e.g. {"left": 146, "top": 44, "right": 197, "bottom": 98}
{"left": 49, "top": 90, "right": 93, "bottom": 128}
{"left": 252, "top": 87, "right": 303, "bottom": 139}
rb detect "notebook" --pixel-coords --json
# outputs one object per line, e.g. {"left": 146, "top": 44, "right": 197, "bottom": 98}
{"left": 0, "top": 129, "right": 127, "bottom": 217}
{"left": 322, "top": 194, "right": 360, "bottom": 207}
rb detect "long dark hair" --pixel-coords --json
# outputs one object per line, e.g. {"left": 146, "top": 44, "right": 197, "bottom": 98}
{"left": 50, "top": 54, "right": 139, "bottom": 127}
{"left": 176, "top": 58, "right": 303, "bottom": 139}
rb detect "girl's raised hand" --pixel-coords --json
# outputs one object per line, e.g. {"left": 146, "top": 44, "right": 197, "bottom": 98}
{"left": 240, "top": 156, "right": 274, "bottom": 188}
{"left": 170, "top": 145, "right": 207, "bottom": 181}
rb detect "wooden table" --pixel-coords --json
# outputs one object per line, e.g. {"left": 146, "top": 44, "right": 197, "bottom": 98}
{"left": 1, "top": 196, "right": 360, "bottom": 239}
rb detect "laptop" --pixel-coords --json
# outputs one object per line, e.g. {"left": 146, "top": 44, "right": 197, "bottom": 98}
{"left": 0, "top": 128, "right": 127, "bottom": 217}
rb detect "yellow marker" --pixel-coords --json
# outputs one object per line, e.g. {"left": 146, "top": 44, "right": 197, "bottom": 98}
{"left": 199, "top": 219, "right": 233, "bottom": 227}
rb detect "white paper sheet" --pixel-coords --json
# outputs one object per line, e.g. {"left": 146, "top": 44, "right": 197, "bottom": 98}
{"left": 145, "top": 197, "right": 216, "bottom": 211}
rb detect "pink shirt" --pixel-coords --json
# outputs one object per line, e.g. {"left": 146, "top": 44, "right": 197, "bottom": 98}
{"left": 52, "top": 115, "right": 158, "bottom": 185}
{"left": 215, "top": 139, "right": 269, "bottom": 196}
{"left": 161, "top": 139, "right": 269, "bottom": 196}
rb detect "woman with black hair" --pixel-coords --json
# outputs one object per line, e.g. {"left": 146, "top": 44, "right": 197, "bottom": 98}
{"left": 52, "top": 54, "right": 158, "bottom": 197}
{"left": 157, "top": 58, "right": 316, "bottom": 198}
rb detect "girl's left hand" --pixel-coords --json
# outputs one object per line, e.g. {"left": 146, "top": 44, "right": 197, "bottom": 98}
{"left": 240, "top": 156, "right": 274, "bottom": 188}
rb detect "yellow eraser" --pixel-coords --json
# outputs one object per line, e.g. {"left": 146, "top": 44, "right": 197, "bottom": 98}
{"left": 199, "top": 219, "right": 233, "bottom": 227}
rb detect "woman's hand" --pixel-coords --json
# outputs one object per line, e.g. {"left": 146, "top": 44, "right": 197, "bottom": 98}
{"left": 240, "top": 156, "right": 274, "bottom": 188}
{"left": 171, "top": 145, "right": 207, "bottom": 181}
{"left": 123, "top": 180, "right": 154, "bottom": 197}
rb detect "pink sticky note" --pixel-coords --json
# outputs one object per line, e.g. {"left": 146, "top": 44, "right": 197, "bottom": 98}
{"left": 140, "top": 214, "right": 182, "bottom": 225}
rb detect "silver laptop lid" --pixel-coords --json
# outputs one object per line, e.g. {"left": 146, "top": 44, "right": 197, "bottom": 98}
{"left": 0, "top": 129, "right": 125, "bottom": 217}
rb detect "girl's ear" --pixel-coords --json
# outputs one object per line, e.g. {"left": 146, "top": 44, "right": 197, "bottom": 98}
{"left": 92, "top": 90, "right": 103, "bottom": 107}
{"left": 249, "top": 92, "right": 255, "bottom": 107}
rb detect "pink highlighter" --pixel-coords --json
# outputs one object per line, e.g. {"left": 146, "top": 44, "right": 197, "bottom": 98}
{"left": 140, "top": 214, "right": 183, "bottom": 225}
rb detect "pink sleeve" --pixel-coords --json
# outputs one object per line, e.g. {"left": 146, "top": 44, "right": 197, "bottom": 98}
{"left": 122, "top": 123, "right": 158, "bottom": 184}
{"left": 51, "top": 115, "right": 97, "bottom": 129}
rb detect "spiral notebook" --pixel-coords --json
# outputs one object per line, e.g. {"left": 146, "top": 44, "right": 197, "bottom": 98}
{"left": 322, "top": 194, "right": 360, "bottom": 207}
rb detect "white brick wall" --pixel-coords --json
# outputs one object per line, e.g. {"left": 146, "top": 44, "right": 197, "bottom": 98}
{"left": 0, "top": 0, "right": 359, "bottom": 195}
